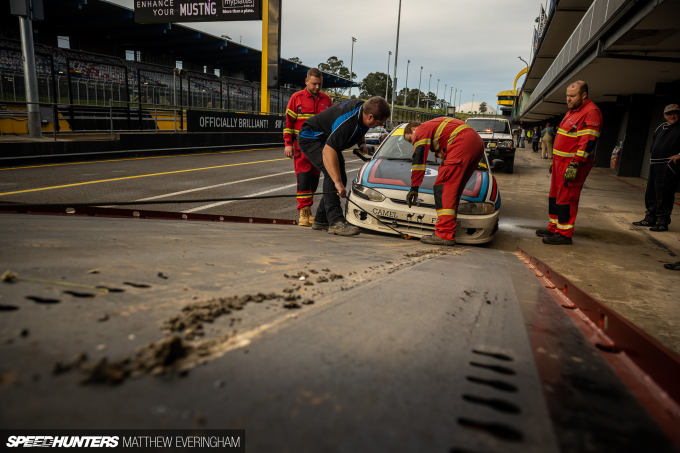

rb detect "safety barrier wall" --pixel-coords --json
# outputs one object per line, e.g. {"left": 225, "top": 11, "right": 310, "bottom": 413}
{"left": 521, "top": 0, "right": 628, "bottom": 116}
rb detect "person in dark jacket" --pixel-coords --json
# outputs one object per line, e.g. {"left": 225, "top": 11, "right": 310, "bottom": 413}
{"left": 299, "top": 96, "right": 390, "bottom": 236}
{"left": 532, "top": 126, "right": 541, "bottom": 152}
{"left": 633, "top": 104, "right": 680, "bottom": 232}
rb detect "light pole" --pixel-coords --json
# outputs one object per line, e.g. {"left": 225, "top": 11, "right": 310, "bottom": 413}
{"left": 385, "top": 51, "right": 392, "bottom": 100}
{"left": 444, "top": 84, "right": 447, "bottom": 112}
{"left": 427, "top": 74, "right": 432, "bottom": 110}
{"left": 435, "top": 79, "right": 439, "bottom": 111}
{"left": 417, "top": 66, "right": 423, "bottom": 109}
{"left": 449, "top": 87, "right": 453, "bottom": 115}
{"left": 18, "top": 15, "right": 41, "bottom": 138}
{"left": 518, "top": 56, "right": 529, "bottom": 71}
{"left": 390, "top": 0, "right": 402, "bottom": 124}
{"left": 404, "top": 60, "right": 410, "bottom": 107}
{"left": 348, "top": 37, "right": 356, "bottom": 98}
{"left": 472, "top": 94, "right": 475, "bottom": 113}
{"left": 458, "top": 90, "right": 462, "bottom": 113}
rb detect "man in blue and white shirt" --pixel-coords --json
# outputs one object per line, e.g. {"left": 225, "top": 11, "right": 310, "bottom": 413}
{"left": 299, "top": 97, "right": 390, "bottom": 236}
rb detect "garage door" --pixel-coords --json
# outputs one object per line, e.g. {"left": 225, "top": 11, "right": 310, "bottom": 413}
{"left": 640, "top": 104, "right": 666, "bottom": 180}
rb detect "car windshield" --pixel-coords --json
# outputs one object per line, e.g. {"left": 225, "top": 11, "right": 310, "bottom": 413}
{"left": 375, "top": 132, "right": 488, "bottom": 172}
{"left": 467, "top": 119, "right": 510, "bottom": 134}
{"left": 367, "top": 128, "right": 382, "bottom": 134}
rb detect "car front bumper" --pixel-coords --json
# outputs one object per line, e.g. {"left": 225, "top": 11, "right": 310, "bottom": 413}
{"left": 485, "top": 146, "right": 515, "bottom": 160}
{"left": 345, "top": 193, "right": 499, "bottom": 244}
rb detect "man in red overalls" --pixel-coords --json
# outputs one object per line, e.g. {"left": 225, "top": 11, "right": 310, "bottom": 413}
{"left": 536, "top": 80, "right": 602, "bottom": 245}
{"left": 404, "top": 118, "right": 485, "bottom": 246}
{"left": 284, "top": 68, "right": 333, "bottom": 226}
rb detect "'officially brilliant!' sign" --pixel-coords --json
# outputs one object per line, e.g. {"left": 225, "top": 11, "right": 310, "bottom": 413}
{"left": 134, "top": 0, "right": 262, "bottom": 23}
{"left": 186, "top": 110, "right": 283, "bottom": 133}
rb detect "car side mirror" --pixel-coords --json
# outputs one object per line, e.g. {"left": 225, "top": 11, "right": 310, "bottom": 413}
{"left": 491, "top": 159, "right": 506, "bottom": 172}
{"left": 365, "top": 145, "right": 376, "bottom": 156}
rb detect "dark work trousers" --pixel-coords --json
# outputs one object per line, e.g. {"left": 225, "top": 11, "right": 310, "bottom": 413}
{"left": 532, "top": 140, "right": 539, "bottom": 152}
{"left": 298, "top": 137, "right": 347, "bottom": 225}
{"left": 645, "top": 163, "right": 680, "bottom": 225}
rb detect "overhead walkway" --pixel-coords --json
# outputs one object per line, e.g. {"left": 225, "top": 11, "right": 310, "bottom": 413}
{"left": 514, "top": 0, "right": 680, "bottom": 178}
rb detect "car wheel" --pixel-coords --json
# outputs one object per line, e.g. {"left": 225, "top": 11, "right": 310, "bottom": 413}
{"left": 503, "top": 158, "right": 514, "bottom": 174}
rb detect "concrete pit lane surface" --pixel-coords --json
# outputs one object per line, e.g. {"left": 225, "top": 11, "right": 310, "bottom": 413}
{"left": 0, "top": 147, "right": 679, "bottom": 452}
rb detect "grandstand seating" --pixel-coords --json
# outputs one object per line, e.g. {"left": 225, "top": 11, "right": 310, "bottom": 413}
{"left": 0, "top": 40, "right": 294, "bottom": 112}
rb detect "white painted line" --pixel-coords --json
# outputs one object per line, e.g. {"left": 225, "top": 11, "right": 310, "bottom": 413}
{"left": 135, "top": 171, "right": 295, "bottom": 201}
{"left": 181, "top": 167, "right": 361, "bottom": 213}
{"left": 135, "top": 159, "right": 363, "bottom": 203}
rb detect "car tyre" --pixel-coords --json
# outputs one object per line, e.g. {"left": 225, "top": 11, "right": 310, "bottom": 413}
{"left": 503, "top": 157, "right": 514, "bottom": 174}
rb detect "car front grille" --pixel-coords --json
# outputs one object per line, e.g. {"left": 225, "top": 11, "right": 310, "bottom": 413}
{"left": 378, "top": 216, "right": 436, "bottom": 232}
{"left": 390, "top": 198, "right": 436, "bottom": 209}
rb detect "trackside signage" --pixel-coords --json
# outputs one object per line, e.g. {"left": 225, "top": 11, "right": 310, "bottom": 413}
{"left": 134, "top": 0, "right": 262, "bottom": 23}
{"left": 187, "top": 110, "right": 283, "bottom": 133}
{"left": 1, "top": 430, "right": 245, "bottom": 451}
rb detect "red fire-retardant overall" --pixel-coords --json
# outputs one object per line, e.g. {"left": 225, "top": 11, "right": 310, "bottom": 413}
{"left": 283, "top": 89, "right": 333, "bottom": 210}
{"left": 411, "top": 118, "right": 485, "bottom": 241}
{"left": 548, "top": 99, "right": 602, "bottom": 237}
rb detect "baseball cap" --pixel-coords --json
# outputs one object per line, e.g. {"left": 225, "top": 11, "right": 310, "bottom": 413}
{"left": 664, "top": 104, "right": 680, "bottom": 114}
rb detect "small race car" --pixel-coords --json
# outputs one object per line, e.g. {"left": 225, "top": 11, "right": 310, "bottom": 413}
{"left": 346, "top": 123, "right": 503, "bottom": 244}
{"left": 364, "top": 127, "right": 387, "bottom": 145}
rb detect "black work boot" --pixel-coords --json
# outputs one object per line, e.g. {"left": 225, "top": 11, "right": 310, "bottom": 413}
{"left": 328, "top": 222, "right": 360, "bottom": 236}
{"left": 632, "top": 219, "right": 655, "bottom": 227}
{"left": 420, "top": 234, "right": 456, "bottom": 246}
{"left": 535, "top": 228, "right": 554, "bottom": 237}
{"left": 311, "top": 221, "right": 330, "bottom": 231}
{"left": 650, "top": 224, "right": 669, "bottom": 232}
{"left": 542, "top": 233, "right": 572, "bottom": 245}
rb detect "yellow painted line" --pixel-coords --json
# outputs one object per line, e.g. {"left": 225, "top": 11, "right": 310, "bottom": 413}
{"left": 0, "top": 157, "right": 290, "bottom": 197}
{"left": 0, "top": 147, "right": 281, "bottom": 172}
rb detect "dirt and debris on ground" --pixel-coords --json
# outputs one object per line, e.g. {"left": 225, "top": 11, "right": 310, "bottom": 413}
{"left": 404, "top": 248, "right": 450, "bottom": 258}
{"left": 52, "top": 336, "right": 192, "bottom": 385}
{"left": 162, "top": 293, "right": 280, "bottom": 339}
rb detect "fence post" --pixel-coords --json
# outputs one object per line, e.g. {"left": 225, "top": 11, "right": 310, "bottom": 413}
{"left": 124, "top": 66, "right": 131, "bottom": 132}
{"left": 66, "top": 58, "right": 75, "bottom": 132}
{"left": 137, "top": 69, "right": 142, "bottom": 132}
{"left": 155, "top": 104, "right": 158, "bottom": 133}
{"left": 110, "top": 99, "right": 114, "bottom": 140}
{"left": 53, "top": 103, "right": 57, "bottom": 142}
{"left": 179, "top": 74, "right": 184, "bottom": 131}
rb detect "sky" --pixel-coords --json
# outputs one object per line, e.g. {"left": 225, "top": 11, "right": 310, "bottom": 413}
{"left": 111, "top": 0, "right": 544, "bottom": 109}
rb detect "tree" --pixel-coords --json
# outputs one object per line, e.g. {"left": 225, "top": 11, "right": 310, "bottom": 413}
{"left": 359, "top": 72, "right": 392, "bottom": 100}
{"left": 424, "top": 91, "right": 437, "bottom": 110}
{"left": 288, "top": 57, "right": 303, "bottom": 64}
{"left": 479, "top": 102, "right": 488, "bottom": 114}
{"left": 318, "top": 56, "right": 356, "bottom": 96}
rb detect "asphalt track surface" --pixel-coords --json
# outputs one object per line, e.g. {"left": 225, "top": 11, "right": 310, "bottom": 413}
{"left": 0, "top": 147, "right": 365, "bottom": 220}
{"left": 1, "top": 147, "right": 679, "bottom": 451}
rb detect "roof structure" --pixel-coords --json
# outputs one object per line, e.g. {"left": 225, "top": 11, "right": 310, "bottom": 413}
{"left": 458, "top": 101, "right": 498, "bottom": 115}
{"left": 0, "top": 0, "right": 356, "bottom": 89}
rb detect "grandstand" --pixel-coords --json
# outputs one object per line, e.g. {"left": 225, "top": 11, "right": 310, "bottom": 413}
{"left": 0, "top": 0, "right": 355, "bottom": 122}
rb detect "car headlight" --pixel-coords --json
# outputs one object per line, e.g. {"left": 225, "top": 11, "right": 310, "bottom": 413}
{"left": 499, "top": 141, "right": 513, "bottom": 148}
{"left": 457, "top": 202, "right": 495, "bottom": 215}
{"left": 352, "top": 184, "right": 386, "bottom": 202}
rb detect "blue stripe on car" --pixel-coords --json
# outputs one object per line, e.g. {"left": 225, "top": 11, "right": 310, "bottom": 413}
{"left": 361, "top": 163, "right": 490, "bottom": 203}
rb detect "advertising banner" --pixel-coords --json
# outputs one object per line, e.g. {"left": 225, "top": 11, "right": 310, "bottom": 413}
{"left": 134, "top": 0, "right": 262, "bottom": 23}
{"left": 186, "top": 110, "right": 283, "bottom": 133}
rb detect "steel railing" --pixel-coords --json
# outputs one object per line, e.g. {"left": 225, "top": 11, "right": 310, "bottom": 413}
{"left": 521, "top": 0, "right": 628, "bottom": 117}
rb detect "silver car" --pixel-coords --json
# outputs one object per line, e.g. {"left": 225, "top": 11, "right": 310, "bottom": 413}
{"left": 346, "top": 124, "right": 503, "bottom": 244}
